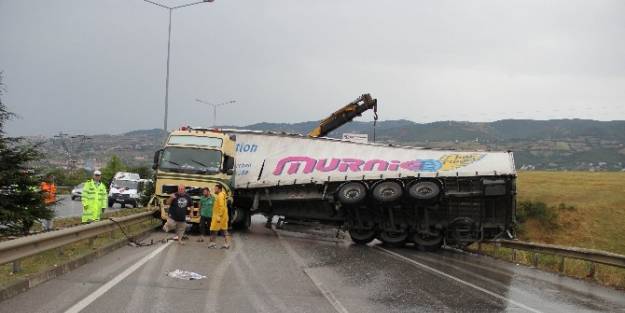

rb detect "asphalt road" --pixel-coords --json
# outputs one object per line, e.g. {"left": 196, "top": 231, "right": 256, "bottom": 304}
{"left": 2, "top": 217, "right": 624, "bottom": 313}
{"left": 53, "top": 195, "right": 130, "bottom": 218}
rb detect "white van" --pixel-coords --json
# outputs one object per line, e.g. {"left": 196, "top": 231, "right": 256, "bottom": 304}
{"left": 108, "top": 172, "right": 150, "bottom": 208}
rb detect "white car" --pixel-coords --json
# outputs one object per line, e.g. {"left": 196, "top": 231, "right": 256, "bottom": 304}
{"left": 71, "top": 183, "right": 84, "bottom": 200}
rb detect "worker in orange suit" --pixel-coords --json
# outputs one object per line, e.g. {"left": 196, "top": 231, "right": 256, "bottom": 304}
{"left": 40, "top": 174, "right": 57, "bottom": 230}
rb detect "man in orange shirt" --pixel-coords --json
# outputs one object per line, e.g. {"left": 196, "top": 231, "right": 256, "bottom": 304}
{"left": 40, "top": 174, "right": 57, "bottom": 230}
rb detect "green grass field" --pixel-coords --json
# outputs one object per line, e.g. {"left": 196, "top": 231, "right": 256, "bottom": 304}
{"left": 516, "top": 171, "right": 625, "bottom": 255}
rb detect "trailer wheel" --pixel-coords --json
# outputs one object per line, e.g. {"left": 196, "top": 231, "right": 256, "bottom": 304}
{"left": 372, "top": 181, "right": 403, "bottom": 202}
{"left": 337, "top": 182, "right": 367, "bottom": 204}
{"left": 378, "top": 230, "right": 408, "bottom": 247}
{"left": 412, "top": 232, "right": 443, "bottom": 251}
{"left": 237, "top": 210, "right": 252, "bottom": 231}
{"left": 349, "top": 228, "right": 376, "bottom": 245}
{"left": 407, "top": 180, "right": 441, "bottom": 200}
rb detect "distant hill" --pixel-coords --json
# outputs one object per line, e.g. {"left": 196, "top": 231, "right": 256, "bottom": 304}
{"left": 35, "top": 119, "right": 625, "bottom": 171}
{"left": 122, "top": 128, "right": 167, "bottom": 137}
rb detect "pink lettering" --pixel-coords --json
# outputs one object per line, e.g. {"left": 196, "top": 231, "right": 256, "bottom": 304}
{"left": 273, "top": 156, "right": 318, "bottom": 175}
{"left": 338, "top": 158, "right": 365, "bottom": 172}
{"left": 316, "top": 158, "right": 341, "bottom": 172}
{"left": 400, "top": 160, "right": 422, "bottom": 171}
{"left": 388, "top": 160, "right": 401, "bottom": 171}
{"left": 363, "top": 159, "right": 389, "bottom": 171}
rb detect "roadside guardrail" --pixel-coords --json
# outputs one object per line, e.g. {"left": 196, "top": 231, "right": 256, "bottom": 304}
{"left": 478, "top": 239, "right": 625, "bottom": 277}
{"left": 0, "top": 210, "right": 158, "bottom": 273}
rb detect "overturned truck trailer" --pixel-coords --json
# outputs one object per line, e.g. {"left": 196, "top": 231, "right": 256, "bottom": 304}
{"left": 231, "top": 131, "right": 517, "bottom": 248}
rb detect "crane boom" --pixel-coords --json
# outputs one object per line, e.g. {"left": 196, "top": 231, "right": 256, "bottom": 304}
{"left": 307, "top": 94, "right": 378, "bottom": 138}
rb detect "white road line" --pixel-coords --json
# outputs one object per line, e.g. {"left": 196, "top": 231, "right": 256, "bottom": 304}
{"left": 64, "top": 241, "right": 172, "bottom": 313}
{"left": 375, "top": 246, "right": 544, "bottom": 313}
{"left": 303, "top": 268, "right": 350, "bottom": 313}
{"left": 272, "top": 227, "right": 350, "bottom": 313}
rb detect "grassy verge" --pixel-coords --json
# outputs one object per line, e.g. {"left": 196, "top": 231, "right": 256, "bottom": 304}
{"left": 516, "top": 171, "right": 625, "bottom": 255}
{"left": 0, "top": 218, "right": 160, "bottom": 289}
{"left": 468, "top": 242, "right": 625, "bottom": 290}
{"left": 469, "top": 171, "right": 625, "bottom": 290}
{"left": 20, "top": 207, "right": 154, "bottom": 234}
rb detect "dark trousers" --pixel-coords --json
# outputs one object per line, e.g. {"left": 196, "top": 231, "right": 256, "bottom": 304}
{"left": 199, "top": 216, "right": 212, "bottom": 236}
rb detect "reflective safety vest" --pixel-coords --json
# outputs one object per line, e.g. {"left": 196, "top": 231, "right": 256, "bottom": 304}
{"left": 81, "top": 179, "right": 107, "bottom": 222}
{"left": 40, "top": 182, "right": 57, "bottom": 205}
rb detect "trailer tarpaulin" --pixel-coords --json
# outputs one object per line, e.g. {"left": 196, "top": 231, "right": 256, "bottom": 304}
{"left": 232, "top": 133, "right": 516, "bottom": 189}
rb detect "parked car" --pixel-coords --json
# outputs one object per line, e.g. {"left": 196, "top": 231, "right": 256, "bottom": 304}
{"left": 71, "top": 183, "right": 84, "bottom": 200}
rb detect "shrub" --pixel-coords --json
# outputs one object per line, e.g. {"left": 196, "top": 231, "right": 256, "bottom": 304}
{"left": 517, "top": 200, "right": 559, "bottom": 227}
{"left": 557, "top": 202, "right": 576, "bottom": 211}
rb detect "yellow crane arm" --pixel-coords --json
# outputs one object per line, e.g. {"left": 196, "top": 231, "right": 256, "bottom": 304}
{"left": 308, "top": 94, "right": 378, "bottom": 138}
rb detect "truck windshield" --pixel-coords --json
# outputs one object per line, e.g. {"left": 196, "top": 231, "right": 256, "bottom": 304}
{"left": 112, "top": 180, "right": 138, "bottom": 189}
{"left": 159, "top": 147, "right": 222, "bottom": 174}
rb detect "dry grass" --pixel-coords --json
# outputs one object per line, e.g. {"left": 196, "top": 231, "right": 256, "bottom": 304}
{"left": 517, "top": 171, "right": 625, "bottom": 255}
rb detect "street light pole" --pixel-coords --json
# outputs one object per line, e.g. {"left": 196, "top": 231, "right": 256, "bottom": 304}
{"left": 164, "top": 8, "right": 172, "bottom": 132}
{"left": 143, "top": 0, "right": 213, "bottom": 131}
{"left": 196, "top": 99, "right": 236, "bottom": 127}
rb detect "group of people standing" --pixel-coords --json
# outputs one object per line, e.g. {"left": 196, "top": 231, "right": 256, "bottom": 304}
{"left": 45, "top": 169, "right": 231, "bottom": 248}
{"left": 164, "top": 184, "right": 231, "bottom": 249}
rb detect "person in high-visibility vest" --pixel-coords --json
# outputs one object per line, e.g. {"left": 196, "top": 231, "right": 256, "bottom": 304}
{"left": 81, "top": 170, "right": 107, "bottom": 223}
{"left": 40, "top": 174, "right": 57, "bottom": 204}
{"left": 40, "top": 174, "right": 57, "bottom": 230}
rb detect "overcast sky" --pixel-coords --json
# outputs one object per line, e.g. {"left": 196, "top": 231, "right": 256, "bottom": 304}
{"left": 1, "top": 0, "right": 624, "bottom": 136}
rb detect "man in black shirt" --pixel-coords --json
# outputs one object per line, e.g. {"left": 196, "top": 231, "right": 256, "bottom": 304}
{"left": 164, "top": 184, "right": 192, "bottom": 245}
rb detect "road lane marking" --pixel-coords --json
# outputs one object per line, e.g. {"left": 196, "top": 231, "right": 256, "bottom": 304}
{"left": 303, "top": 268, "right": 350, "bottom": 313}
{"left": 272, "top": 227, "right": 350, "bottom": 313}
{"left": 375, "top": 246, "right": 544, "bottom": 313}
{"left": 64, "top": 241, "right": 172, "bottom": 313}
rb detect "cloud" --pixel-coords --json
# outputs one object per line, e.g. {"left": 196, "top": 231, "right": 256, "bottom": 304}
{"left": 1, "top": 0, "right": 624, "bottom": 136}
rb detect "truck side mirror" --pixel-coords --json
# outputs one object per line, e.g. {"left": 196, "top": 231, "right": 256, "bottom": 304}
{"left": 152, "top": 149, "right": 163, "bottom": 170}
{"left": 223, "top": 155, "right": 235, "bottom": 174}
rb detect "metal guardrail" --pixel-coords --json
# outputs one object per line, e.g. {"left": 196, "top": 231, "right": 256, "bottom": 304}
{"left": 480, "top": 240, "right": 625, "bottom": 276}
{"left": 0, "top": 210, "right": 158, "bottom": 270}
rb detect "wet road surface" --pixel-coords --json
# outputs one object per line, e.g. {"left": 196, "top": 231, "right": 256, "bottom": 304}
{"left": 2, "top": 217, "right": 624, "bottom": 313}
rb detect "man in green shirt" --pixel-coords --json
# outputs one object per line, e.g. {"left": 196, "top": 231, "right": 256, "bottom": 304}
{"left": 197, "top": 187, "right": 214, "bottom": 242}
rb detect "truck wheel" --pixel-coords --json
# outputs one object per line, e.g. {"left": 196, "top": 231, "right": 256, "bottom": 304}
{"left": 108, "top": 199, "right": 114, "bottom": 208}
{"left": 378, "top": 230, "right": 408, "bottom": 247}
{"left": 337, "top": 182, "right": 367, "bottom": 204}
{"left": 372, "top": 181, "right": 403, "bottom": 202}
{"left": 349, "top": 228, "right": 376, "bottom": 245}
{"left": 412, "top": 232, "right": 443, "bottom": 251}
{"left": 407, "top": 180, "right": 441, "bottom": 200}
{"left": 232, "top": 209, "right": 252, "bottom": 231}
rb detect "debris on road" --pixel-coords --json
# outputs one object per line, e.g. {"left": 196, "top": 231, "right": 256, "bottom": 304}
{"left": 167, "top": 269, "right": 206, "bottom": 280}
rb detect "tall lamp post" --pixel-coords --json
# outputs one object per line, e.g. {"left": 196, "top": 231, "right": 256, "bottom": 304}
{"left": 196, "top": 99, "right": 235, "bottom": 127}
{"left": 143, "top": 0, "right": 214, "bottom": 131}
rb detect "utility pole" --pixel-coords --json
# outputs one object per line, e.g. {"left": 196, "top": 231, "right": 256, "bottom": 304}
{"left": 52, "top": 133, "right": 91, "bottom": 170}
